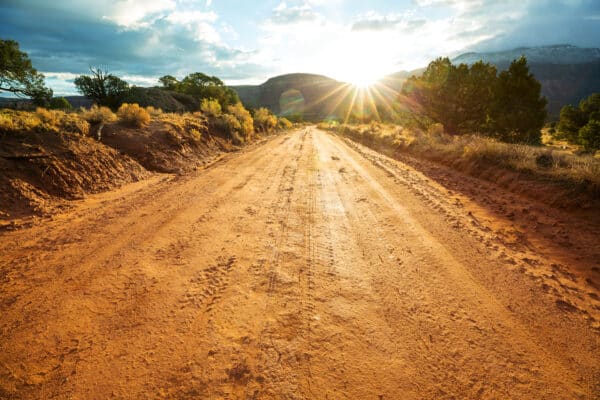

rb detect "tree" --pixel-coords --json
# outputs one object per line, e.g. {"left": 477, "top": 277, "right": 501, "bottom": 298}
{"left": 403, "top": 58, "right": 453, "bottom": 130}
{"left": 0, "top": 39, "right": 52, "bottom": 105}
{"left": 158, "top": 75, "right": 179, "bottom": 91}
{"left": 74, "top": 67, "right": 129, "bottom": 109}
{"left": 490, "top": 57, "right": 547, "bottom": 144}
{"left": 579, "top": 93, "right": 600, "bottom": 121}
{"left": 402, "top": 56, "right": 546, "bottom": 143}
{"left": 402, "top": 58, "right": 497, "bottom": 135}
{"left": 578, "top": 119, "right": 600, "bottom": 151}
{"left": 179, "top": 72, "right": 239, "bottom": 109}
{"left": 461, "top": 61, "right": 497, "bottom": 133}
{"left": 557, "top": 104, "right": 584, "bottom": 143}
{"left": 49, "top": 97, "right": 72, "bottom": 110}
{"left": 556, "top": 93, "right": 600, "bottom": 148}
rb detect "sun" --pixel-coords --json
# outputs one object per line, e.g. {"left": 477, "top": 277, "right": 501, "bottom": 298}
{"left": 350, "top": 74, "right": 377, "bottom": 88}
{"left": 345, "top": 66, "right": 379, "bottom": 89}
{"left": 340, "top": 63, "right": 383, "bottom": 88}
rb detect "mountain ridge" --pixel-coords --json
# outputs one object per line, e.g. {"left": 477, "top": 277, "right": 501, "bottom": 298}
{"left": 231, "top": 44, "right": 600, "bottom": 120}
{"left": 452, "top": 44, "right": 600, "bottom": 66}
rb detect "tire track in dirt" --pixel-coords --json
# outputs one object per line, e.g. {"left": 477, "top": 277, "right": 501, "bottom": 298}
{"left": 145, "top": 132, "right": 305, "bottom": 399}
{"left": 0, "top": 133, "right": 299, "bottom": 399}
{"left": 243, "top": 129, "right": 311, "bottom": 399}
{"left": 335, "top": 133, "right": 600, "bottom": 390}
{"left": 299, "top": 131, "right": 317, "bottom": 397}
{"left": 320, "top": 130, "right": 598, "bottom": 398}
{"left": 342, "top": 136, "right": 600, "bottom": 328}
{"left": 2, "top": 127, "right": 598, "bottom": 399}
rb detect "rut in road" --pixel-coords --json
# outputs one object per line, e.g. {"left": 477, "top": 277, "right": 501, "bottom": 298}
{"left": 0, "top": 128, "right": 598, "bottom": 399}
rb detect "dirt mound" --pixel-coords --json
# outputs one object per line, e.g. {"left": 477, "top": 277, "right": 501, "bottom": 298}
{"left": 121, "top": 87, "right": 198, "bottom": 113}
{"left": 0, "top": 111, "right": 242, "bottom": 227}
{"left": 100, "top": 114, "right": 235, "bottom": 173}
{"left": 0, "top": 130, "right": 149, "bottom": 225}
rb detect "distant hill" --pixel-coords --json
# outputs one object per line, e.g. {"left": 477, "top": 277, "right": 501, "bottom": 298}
{"left": 230, "top": 71, "right": 428, "bottom": 121}
{"left": 453, "top": 45, "right": 600, "bottom": 66}
{"left": 452, "top": 45, "right": 600, "bottom": 118}
{"left": 0, "top": 88, "right": 197, "bottom": 113}
{"left": 230, "top": 45, "right": 600, "bottom": 121}
{"left": 231, "top": 73, "right": 354, "bottom": 121}
{"left": 0, "top": 96, "right": 93, "bottom": 110}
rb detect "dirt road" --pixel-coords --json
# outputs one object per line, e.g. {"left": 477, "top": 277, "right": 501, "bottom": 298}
{"left": 1, "top": 127, "right": 599, "bottom": 399}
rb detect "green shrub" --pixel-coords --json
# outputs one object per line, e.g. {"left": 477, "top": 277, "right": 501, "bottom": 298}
{"left": 578, "top": 120, "right": 600, "bottom": 152}
{"left": 402, "top": 57, "right": 545, "bottom": 143}
{"left": 121, "top": 87, "right": 196, "bottom": 113}
{"left": 49, "top": 97, "right": 72, "bottom": 110}
{"left": 557, "top": 93, "right": 600, "bottom": 147}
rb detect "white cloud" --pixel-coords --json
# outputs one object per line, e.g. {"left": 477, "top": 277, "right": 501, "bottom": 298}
{"left": 41, "top": 72, "right": 79, "bottom": 81}
{"left": 248, "top": 2, "right": 505, "bottom": 83}
{"left": 121, "top": 74, "right": 161, "bottom": 86}
{"left": 351, "top": 12, "right": 426, "bottom": 32}
{"left": 103, "top": 0, "right": 176, "bottom": 29}
{"left": 165, "top": 10, "right": 221, "bottom": 42}
{"left": 165, "top": 10, "right": 217, "bottom": 25}
{"left": 270, "top": 1, "right": 320, "bottom": 24}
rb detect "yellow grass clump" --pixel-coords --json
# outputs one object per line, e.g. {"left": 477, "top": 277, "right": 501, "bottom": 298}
{"left": 80, "top": 105, "right": 117, "bottom": 125}
{"left": 117, "top": 103, "right": 151, "bottom": 128}
{"left": 326, "top": 122, "right": 600, "bottom": 194}
{"left": 0, "top": 108, "right": 89, "bottom": 136}
{"left": 157, "top": 112, "right": 208, "bottom": 146}
{"left": 145, "top": 106, "right": 163, "bottom": 117}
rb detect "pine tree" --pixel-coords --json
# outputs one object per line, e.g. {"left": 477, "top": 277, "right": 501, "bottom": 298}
{"left": 490, "top": 57, "right": 547, "bottom": 144}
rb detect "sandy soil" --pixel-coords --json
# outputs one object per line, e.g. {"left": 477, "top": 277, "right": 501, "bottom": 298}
{"left": 0, "top": 127, "right": 599, "bottom": 399}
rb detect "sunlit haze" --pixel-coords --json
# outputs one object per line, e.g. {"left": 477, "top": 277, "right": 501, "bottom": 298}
{"left": 1, "top": 0, "right": 599, "bottom": 94}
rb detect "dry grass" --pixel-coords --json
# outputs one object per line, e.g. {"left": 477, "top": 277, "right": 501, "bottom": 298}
{"left": 145, "top": 106, "right": 163, "bottom": 118}
{"left": 278, "top": 117, "right": 293, "bottom": 130}
{"left": 1, "top": 104, "right": 283, "bottom": 154}
{"left": 327, "top": 122, "right": 600, "bottom": 196}
{"left": 0, "top": 108, "right": 90, "bottom": 136}
{"left": 80, "top": 105, "right": 117, "bottom": 125}
{"left": 156, "top": 112, "right": 208, "bottom": 146}
{"left": 117, "top": 103, "right": 151, "bottom": 128}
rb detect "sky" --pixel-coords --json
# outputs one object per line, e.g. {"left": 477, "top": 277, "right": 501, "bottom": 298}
{"left": 1, "top": 0, "right": 599, "bottom": 95}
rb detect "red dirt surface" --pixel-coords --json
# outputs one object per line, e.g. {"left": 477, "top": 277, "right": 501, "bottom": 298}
{"left": 0, "top": 128, "right": 598, "bottom": 399}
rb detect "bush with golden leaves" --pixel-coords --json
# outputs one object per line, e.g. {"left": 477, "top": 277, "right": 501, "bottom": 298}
{"left": 0, "top": 108, "right": 89, "bottom": 136}
{"left": 253, "top": 107, "right": 277, "bottom": 133}
{"left": 278, "top": 117, "right": 293, "bottom": 130}
{"left": 80, "top": 105, "right": 117, "bottom": 125}
{"left": 145, "top": 106, "right": 163, "bottom": 117}
{"left": 227, "top": 103, "right": 254, "bottom": 139}
{"left": 117, "top": 103, "right": 151, "bottom": 128}
{"left": 200, "top": 98, "right": 222, "bottom": 118}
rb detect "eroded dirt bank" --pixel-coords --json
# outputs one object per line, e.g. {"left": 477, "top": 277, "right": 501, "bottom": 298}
{"left": 0, "top": 128, "right": 598, "bottom": 399}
